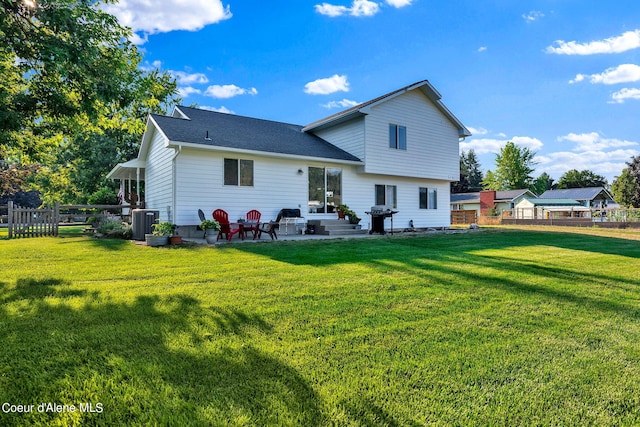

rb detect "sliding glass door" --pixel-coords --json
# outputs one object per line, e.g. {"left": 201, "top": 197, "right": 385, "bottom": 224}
{"left": 308, "top": 167, "right": 342, "bottom": 214}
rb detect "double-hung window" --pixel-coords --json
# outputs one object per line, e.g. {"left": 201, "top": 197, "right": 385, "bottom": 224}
{"left": 375, "top": 184, "right": 397, "bottom": 208}
{"left": 419, "top": 187, "right": 437, "bottom": 209}
{"left": 389, "top": 124, "right": 407, "bottom": 150}
{"left": 224, "top": 158, "right": 254, "bottom": 186}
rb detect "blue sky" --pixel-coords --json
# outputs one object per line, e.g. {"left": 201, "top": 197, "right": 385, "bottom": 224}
{"left": 104, "top": 0, "right": 640, "bottom": 184}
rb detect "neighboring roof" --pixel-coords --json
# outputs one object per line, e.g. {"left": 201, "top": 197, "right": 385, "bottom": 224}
{"left": 450, "top": 193, "right": 480, "bottom": 204}
{"left": 148, "top": 106, "right": 362, "bottom": 164}
{"left": 539, "top": 187, "right": 613, "bottom": 201}
{"left": 525, "top": 198, "right": 582, "bottom": 206}
{"left": 302, "top": 80, "right": 472, "bottom": 138}
{"left": 494, "top": 189, "right": 536, "bottom": 201}
{"left": 450, "top": 189, "right": 534, "bottom": 204}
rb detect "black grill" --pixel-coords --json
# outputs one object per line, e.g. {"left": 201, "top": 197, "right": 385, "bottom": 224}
{"left": 365, "top": 205, "right": 398, "bottom": 235}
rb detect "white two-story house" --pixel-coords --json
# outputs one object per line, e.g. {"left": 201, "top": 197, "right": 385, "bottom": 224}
{"left": 107, "top": 80, "right": 471, "bottom": 234}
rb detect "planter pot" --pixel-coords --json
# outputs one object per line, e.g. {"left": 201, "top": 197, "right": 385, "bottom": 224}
{"left": 145, "top": 234, "right": 168, "bottom": 247}
{"left": 169, "top": 235, "right": 183, "bottom": 245}
{"left": 205, "top": 234, "right": 218, "bottom": 244}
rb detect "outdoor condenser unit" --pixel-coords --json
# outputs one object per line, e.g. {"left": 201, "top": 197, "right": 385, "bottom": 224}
{"left": 132, "top": 209, "right": 159, "bottom": 240}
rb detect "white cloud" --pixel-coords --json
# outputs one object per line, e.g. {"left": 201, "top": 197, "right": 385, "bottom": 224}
{"left": 522, "top": 11, "right": 544, "bottom": 22}
{"left": 204, "top": 84, "right": 258, "bottom": 99}
{"left": 322, "top": 99, "right": 359, "bottom": 109}
{"left": 467, "top": 126, "right": 488, "bottom": 136}
{"left": 570, "top": 64, "right": 640, "bottom": 85}
{"left": 546, "top": 29, "right": 640, "bottom": 55}
{"left": 102, "top": 0, "right": 232, "bottom": 44}
{"left": 178, "top": 86, "right": 202, "bottom": 98}
{"left": 305, "top": 74, "right": 350, "bottom": 95}
{"left": 315, "top": 0, "right": 379, "bottom": 17}
{"left": 535, "top": 132, "right": 640, "bottom": 180}
{"left": 200, "top": 105, "right": 235, "bottom": 114}
{"left": 557, "top": 132, "right": 638, "bottom": 151}
{"left": 385, "top": 0, "right": 412, "bottom": 7}
{"left": 610, "top": 87, "right": 640, "bottom": 103}
{"left": 477, "top": 46, "right": 487, "bottom": 53}
{"left": 172, "top": 71, "right": 209, "bottom": 85}
{"left": 459, "top": 135, "right": 543, "bottom": 155}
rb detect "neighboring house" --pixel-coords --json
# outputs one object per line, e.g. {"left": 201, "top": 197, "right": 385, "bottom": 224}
{"left": 108, "top": 80, "right": 471, "bottom": 234}
{"left": 450, "top": 189, "right": 536, "bottom": 215}
{"left": 514, "top": 198, "right": 586, "bottom": 219}
{"left": 538, "top": 187, "right": 614, "bottom": 208}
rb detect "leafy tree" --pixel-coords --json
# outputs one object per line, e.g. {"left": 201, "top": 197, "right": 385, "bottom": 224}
{"left": 556, "top": 169, "right": 607, "bottom": 189}
{"left": 611, "top": 169, "right": 638, "bottom": 207}
{"left": 629, "top": 156, "right": 640, "bottom": 205}
{"left": 482, "top": 141, "right": 537, "bottom": 190}
{"left": 0, "top": 159, "right": 39, "bottom": 197}
{"left": 531, "top": 172, "right": 554, "bottom": 195}
{"left": 616, "top": 155, "right": 640, "bottom": 208}
{"left": 1, "top": 0, "right": 179, "bottom": 202}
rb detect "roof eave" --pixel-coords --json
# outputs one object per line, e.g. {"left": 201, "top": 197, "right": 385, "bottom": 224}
{"left": 167, "top": 140, "right": 364, "bottom": 165}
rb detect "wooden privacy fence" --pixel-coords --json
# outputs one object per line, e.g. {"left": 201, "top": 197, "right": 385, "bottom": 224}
{"left": 7, "top": 201, "right": 60, "bottom": 238}
{"left": 451, "top": 210, "right": 478, "bottom": 225}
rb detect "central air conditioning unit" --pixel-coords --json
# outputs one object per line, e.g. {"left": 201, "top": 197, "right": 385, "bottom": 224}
{"left": 132, "top": 209, "right": 159, "bottom": 240}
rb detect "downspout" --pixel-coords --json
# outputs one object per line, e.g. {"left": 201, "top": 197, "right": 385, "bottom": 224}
{"left": 135, "top": 168, "right": 140, "bottom": 207}
{"left": 171, "top": 145, "right": 182, "bottom": 224}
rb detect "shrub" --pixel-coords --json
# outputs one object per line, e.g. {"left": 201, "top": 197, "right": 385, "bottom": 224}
{"left": 96, "top": 218, "right": 132, "bottom": 239}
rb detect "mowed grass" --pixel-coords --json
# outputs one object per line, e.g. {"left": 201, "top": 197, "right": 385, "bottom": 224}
{"left": 1, "top": 226, "right": 640, "bottom": 426}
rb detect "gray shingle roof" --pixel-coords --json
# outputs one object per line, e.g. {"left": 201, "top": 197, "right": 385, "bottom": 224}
{"left": 150, "top": 106, "right": 362, "bottom": 163}
{"left": 527, "top": 198, "right": 581, "bottom": 206}
{"left": 539, "top": 187, "right": 612, "bottom": 201}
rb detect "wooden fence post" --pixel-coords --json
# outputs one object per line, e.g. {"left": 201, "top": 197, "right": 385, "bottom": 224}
{"left": 54, "top": 202, "right": 60, "bottom": 236}
{"left": 8, "top": 201, "right": 13, "bottom": 239}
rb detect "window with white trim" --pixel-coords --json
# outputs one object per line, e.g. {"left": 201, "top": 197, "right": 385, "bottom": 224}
{"left": 419, "top": 187, "right": 437, "bottom": 209}
{"left": 375, "top": 184, "right": 397, "bottom": 208}
{"left": 389, "top": 124, "right": 407, "bottom": 150}
{"left": 224, "top": 158, "right": 254, "bottom": 186}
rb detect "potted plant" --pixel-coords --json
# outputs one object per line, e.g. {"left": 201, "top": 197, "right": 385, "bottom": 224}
{"left": 348, "top": 212, "right": 361, "bottom": 225}
{"left": 336, "top": 204, "right": 350, "bottom": 220}
{"left": 200, "top": 219, "right": 221, "bottom": 244}
{"left": 145, "top": 221, "right": 175, "bottom": 247}
{"left": 169, "top": 226, "right": 183, "bottom": 245}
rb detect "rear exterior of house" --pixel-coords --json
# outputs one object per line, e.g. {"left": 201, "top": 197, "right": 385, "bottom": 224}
{"left": 109, "top": 80, "right": 471, "bottom": 233}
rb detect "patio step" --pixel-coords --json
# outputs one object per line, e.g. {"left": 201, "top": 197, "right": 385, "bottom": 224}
{"left": 307, "top": 219, "right": 368, "bottom": 236}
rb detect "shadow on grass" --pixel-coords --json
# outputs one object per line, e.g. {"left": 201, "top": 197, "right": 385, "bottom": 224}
{"left": 0, "top": 281, "right": 320, "bottom": 426}
{"left": 236, "top": 228, "right": 640, "bottom": 267}
{"left": 339, "top": 396, "right": 423, "bottom": 426}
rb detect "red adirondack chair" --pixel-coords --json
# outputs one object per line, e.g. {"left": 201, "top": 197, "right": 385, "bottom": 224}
{"left": 212, "top": 209, "right": 243, "bottom": 241}
{"left": 243, "top": 210, "right": 261, "bottom": 239}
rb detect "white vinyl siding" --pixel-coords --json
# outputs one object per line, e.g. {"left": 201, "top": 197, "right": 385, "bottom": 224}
{"left": 364, "top": 89, "right": 459, "bottom": 181}
{"left": 312, "top": 117, "right": 365, "bottom": 161}
{"left": 144, "top": 128, "right": 175, "bottom": 222}
{"left": 174, "top": 148, "right": 310, "bottom": 225}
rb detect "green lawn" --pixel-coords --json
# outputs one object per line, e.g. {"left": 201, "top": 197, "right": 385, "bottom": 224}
{"left": 1, "top": 227, "right": 640, "bottom": 426}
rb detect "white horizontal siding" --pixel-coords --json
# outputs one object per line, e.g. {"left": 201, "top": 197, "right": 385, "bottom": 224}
{"left": 172, "top": 147, "right": 452, "bottom": 228}
{"left": 364, "top": 89, "right": 459, "bottom": 181}
{"left": 144, "top": 128, "right": 175, "bottom": 221}
{"left": 175, "top": 148, "right": 314, "bottom": 225}
{"left": 341, "top": 172, "right": 453, "bottom": 229}
{"left": 312, "top": 117, "right": 365, "bottom": 160}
